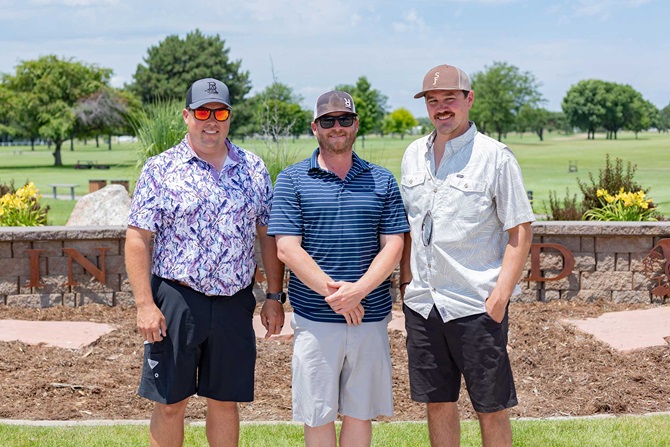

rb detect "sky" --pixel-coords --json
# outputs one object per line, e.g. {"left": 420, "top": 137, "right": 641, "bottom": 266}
{"left": 1, "top": 0, "right": 668, "bottom": 118}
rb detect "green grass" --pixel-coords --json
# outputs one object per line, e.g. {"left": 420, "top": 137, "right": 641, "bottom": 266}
{"left": 2, "top": 131, "right": 669, "bottom": 225}
{"left": 1, "top": 415, "right": 669, "bottom": 446}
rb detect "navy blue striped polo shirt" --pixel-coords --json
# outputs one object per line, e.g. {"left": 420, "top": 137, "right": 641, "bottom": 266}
{"left": 268, "top": 149, "right": 409, "bottom": 323}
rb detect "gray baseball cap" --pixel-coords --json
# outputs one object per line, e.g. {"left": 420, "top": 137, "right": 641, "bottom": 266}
{"left": 314, "top": 90, "right": 357, "bottom": 120}
{"left": 414, "top": 65, "right": 471, "bottom": 99}
{"left": 186, "top": 78, "right": 231, "bottom": 109}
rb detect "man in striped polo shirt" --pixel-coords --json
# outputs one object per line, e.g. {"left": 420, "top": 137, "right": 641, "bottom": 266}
{"left": 268, "top": 91, "right": 408, "bottom": 447}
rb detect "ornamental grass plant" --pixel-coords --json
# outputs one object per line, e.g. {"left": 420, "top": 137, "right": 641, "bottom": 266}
{"left": 130, "top": 99, "right": 186, "bottom": 169}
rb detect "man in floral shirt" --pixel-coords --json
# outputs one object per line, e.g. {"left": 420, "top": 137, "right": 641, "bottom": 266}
{"left": 125, "top": 78, "right": 285, "bottom": 447}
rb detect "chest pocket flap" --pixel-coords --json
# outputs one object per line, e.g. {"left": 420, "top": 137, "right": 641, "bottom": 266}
{"left": 401, "top": 173, "right": 426, "bottom": 189}
{"left": 448, "top": 177, "right": 486, "bottom": 194}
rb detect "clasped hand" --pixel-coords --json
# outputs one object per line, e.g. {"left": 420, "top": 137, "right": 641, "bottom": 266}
{"left": 325, "top": 281, "right": 365, "bottom": 326}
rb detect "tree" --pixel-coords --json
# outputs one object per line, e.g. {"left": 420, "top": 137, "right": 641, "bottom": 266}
{"left": 601, "top": 83, "right": 644, "bottom": 140}
{"left": 545, "top": 111, "right": 572, "bottom": 135}
{"left": 415, "top": 117, "right": 432, "bottom": 135}
{"left": 562, "top": 80, "right": 608, "bottom": 139}
{"left": 382, "top": 108, "right": 418, "bottom": 139}
{"left": 516, "top": 105, "right": 549, "bottom": 141}
{"left": 0, "top": 86, "right": 13, "bottom": 138}
{"left": 74, "top": 88, "right": 142, "bottom": 149}
{"left": 131, "top": 29, "right": 251, "bottom": 107}
{"left": 625, "top": 98, "right": 657, "bottom": 139}
{"left": 469, "top": 61, "right": 544, "bottom": 141}
{"left": 562, "top": 80, "right": 653, "bottom": 140}
{"left": 255, "top": 82, "right": 309, "bottom": 140}
{"left": 2, "top": 55, "right": 111, "bottom": 165}
{"left": 335, "top": 76, "right": 388, "bottom": 147}
{"left": 658, "top": 103, "right": 670, "bottom": 133}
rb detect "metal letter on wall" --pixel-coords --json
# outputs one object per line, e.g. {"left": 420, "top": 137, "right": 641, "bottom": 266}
{"left": 25, "top": 249, "right": 46, "bottom": 288}
{"left": 62, "top": 247, "right": 110, "bottom": 286}
{"left": 525, "top": 243, "right": 576, "bottom": 282}
{"left": 642, "top": 238, "right": 670, "bottom": 301}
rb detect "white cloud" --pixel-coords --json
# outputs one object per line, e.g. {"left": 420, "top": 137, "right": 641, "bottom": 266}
{"left": 31, "top": 0, "right": 118, "bottom": 5}
{"left": 391, "top": 9, "right": 429, "bottom": 33}
{"left": 573, "top": 0, "right": 656, "bottom": 20}
{"left": 237, "top": 0, "right": 363, "bottom": 35}
{"left": 445, "top": 0, "right": 518, "bottom": 3}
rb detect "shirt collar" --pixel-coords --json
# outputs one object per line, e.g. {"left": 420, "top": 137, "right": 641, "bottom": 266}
{"left": 176, "top": 136, "right": 242, "bottom": 168}
{"left": 308, "top": 148, "right": 371, "bottom": 177}
{"left": 425, "top": 121, "right": 478, "bottom": 158}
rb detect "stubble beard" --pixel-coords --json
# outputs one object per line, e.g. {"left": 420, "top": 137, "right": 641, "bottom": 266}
{"left": 316, "top": 131, "right": 357, "bottom": 156}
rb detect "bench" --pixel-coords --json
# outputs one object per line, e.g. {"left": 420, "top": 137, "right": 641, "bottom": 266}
{"left": 48, "top": 183, "right": 79, "bottom": 200}
{"left": 568, "top": 160, "right": 578, "bottom": 172}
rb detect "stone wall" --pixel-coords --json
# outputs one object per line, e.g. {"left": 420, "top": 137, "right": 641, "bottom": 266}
{"left": 1, "top": 222, "right": 669, "bottom": 307}
{"left": 521, "top": 221, "right": 670, "bottom": 304}
{"left": 0, "top": 226, "right": 130, "bottom": 307}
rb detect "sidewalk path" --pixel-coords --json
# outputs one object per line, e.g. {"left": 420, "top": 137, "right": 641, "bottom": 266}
{"left": 1, "top": 308, "right": 667, "bottom": 353}
{"left": 564, "top": 306, "right": 670, "bottom": 353}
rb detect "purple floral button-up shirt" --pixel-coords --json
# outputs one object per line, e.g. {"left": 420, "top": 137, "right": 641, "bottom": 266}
{"left": 128, "top": 137, "right": 272, "bottom": 296}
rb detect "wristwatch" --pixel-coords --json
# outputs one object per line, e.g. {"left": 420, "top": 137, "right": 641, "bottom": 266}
{"left": 266, "top": 292, "right": 287, "bottom": 304}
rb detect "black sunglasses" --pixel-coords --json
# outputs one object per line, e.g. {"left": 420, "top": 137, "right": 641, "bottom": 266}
{"left": 318, "top": 115, "right": 356, "bottom": 129}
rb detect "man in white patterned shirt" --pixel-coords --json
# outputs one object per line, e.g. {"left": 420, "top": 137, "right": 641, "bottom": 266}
{"left": 399, "top": 65, "right": 535, "bottom": 447}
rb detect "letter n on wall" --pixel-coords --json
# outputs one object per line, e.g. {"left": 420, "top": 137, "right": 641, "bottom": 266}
{"left": 62, "top": 247, "right": 110, "bottom": 286}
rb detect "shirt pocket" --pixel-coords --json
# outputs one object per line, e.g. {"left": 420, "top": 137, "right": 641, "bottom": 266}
{"left": 400, "top": 173, "right": 429, "bottom": 217}
{"left": 446, "top": 177, "right": 489, "bottom": 220}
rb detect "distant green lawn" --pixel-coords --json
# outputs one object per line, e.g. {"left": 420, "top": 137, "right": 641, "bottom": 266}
{"left": 1, "top": 415, "right": 669, "bottom": 446}
{"left": 1, "top": 131, "right": 669, "bottom": 225}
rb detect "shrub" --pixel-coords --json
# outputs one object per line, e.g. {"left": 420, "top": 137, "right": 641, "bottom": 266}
{"left": 0, "top": 181, "right": 49, "bottom": 227}
{"left": 544, "top": 189, "right": 587, "bottom": 220}
{"left": 546, "top": 154, "right": 659, "bottom": 221}
{"left": 578, "top": 154, "right": 650, "bottom": 211}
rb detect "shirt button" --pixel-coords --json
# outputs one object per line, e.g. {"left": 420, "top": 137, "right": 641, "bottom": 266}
{"left": 464, "top": 183, "right": 469, "bottom": 188}
{"left": 428, "top": 263, "right": 432, "bottom": 268}
{"left": 409, "top": 179, "right": 414, "bottom": 184}
{"left": 431, "top": 288, "right": 436, "bottom": 292}
{"left": 433, "top": 188, "right": 437, "bottom": 193}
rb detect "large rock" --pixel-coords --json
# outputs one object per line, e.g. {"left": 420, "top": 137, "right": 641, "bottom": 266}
{"left": 66, "top": 185, "right": 130, "bottom": 226}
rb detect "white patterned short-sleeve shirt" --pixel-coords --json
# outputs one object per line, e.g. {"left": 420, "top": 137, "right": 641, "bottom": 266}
{"left": 128, "top": 137, "right": 272, "bottom": 296}
{"left": 400, "top": 122, "right": 535, "bottom": 322}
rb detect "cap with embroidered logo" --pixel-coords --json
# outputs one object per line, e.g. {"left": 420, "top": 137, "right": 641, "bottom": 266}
{"left": 186, "top": 78, "right": 231, "bottom": 109}
{"left": 314, "top": 90, "right": 357, "bottom": 120}
{"left": 414, "top": 65, "right": 471, "bottom": 99}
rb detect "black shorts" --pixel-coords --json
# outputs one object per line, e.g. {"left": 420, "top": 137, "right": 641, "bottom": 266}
{"left": 403, "top": 304, "right": 517, "bottom": 413}
{"left": 138, "top": 276, "right": 257, "bottom": 404}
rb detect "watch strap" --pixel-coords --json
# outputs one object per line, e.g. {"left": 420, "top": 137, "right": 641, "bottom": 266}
{"left": 266, "top": 292, "right": 286, "bottom": 304}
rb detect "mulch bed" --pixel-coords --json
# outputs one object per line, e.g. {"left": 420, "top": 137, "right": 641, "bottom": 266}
{"left": 0, "top": 300, "right": 668, "bottom": 421}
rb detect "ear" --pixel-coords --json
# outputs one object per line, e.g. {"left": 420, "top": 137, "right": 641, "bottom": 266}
{"left": 182, "top": 108, "right": 190, "bottom": 123}
{"left": 467, "top": 91, "right": 474, "bottom": 109}
{"left": 311, "top": 121, "right": 318, "bottom": 135}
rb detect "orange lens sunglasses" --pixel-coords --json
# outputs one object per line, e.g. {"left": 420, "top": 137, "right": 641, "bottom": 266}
{"left": 192, "top": 107, "right": 230, "bottom": 122}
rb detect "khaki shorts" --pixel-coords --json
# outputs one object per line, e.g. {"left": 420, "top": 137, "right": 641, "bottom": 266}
{"left": 290, "top": 313, "right": 393, "bottom": 427}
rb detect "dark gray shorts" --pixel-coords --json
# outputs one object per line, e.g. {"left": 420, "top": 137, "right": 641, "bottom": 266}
{"left": 403, "top": 304, "right": 517, "bottom": 413}
{"left": 138, "top": 276, "right": 257, "bottom": 404}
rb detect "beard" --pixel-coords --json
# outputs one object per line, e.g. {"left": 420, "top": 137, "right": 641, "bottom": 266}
{"left": 316, "top": 130, "right": 357, "bottom": 156}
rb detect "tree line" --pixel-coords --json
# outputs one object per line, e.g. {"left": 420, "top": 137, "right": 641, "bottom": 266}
{"left": 1, "top": 29, "right": 669, "bottom": 166}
